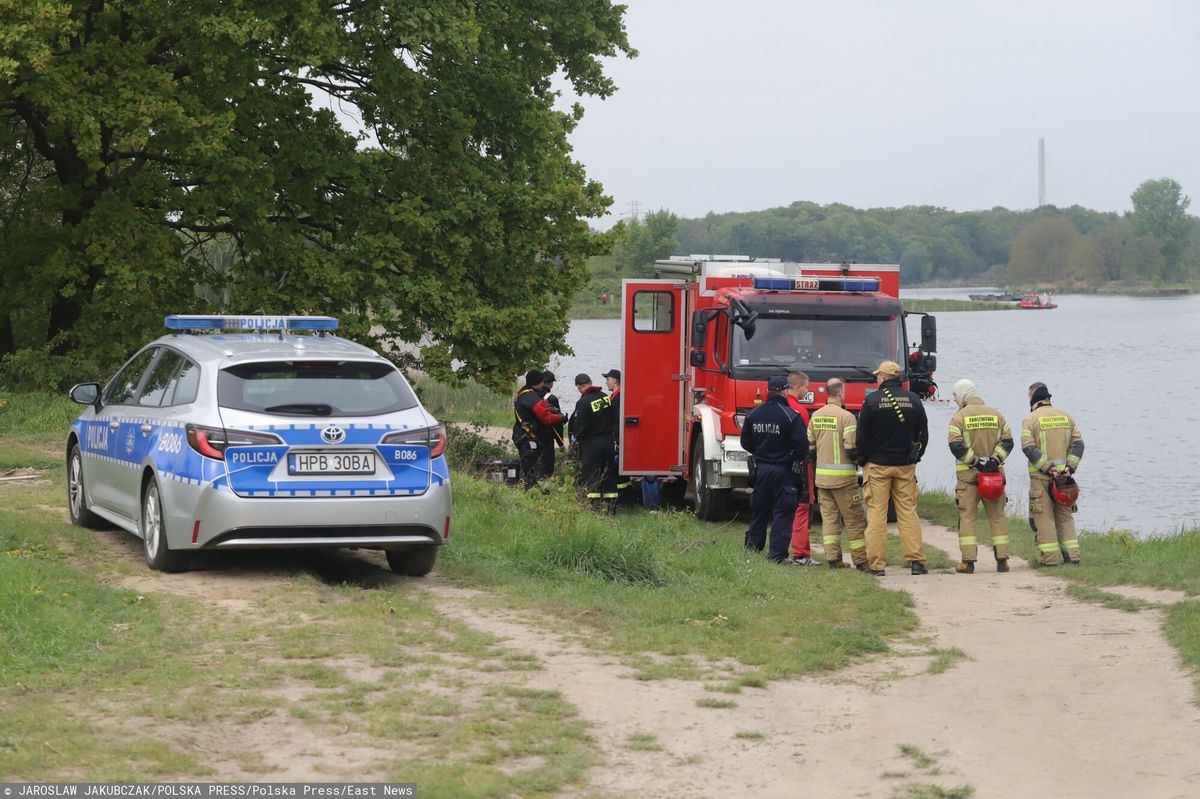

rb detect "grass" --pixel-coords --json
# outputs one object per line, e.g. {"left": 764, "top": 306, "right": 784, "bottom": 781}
{"left": 926, "top": 647, "right": 968, "bottom": 674}
{"left": 919, "top": 489, "right": 1200, "bottom": 695}
{"left": 625, "top": 732, "right": 663, "bottom": 751}
{"left": 445, "top": 474, "right": 926, "bottom": 682}
{"left": 903, "top": 299, "right": 1017, "bottom": 312}
{"left": 733, "top": 730, "right": 764, "bottom": 740}
{"left": 695, "top": 697, "right": 737, "bottom": 709}
{"left": 411, "top": 375, "right": 513, "bottom": 428}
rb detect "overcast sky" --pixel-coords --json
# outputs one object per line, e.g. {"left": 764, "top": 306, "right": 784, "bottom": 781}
{"left": 564, "top": 0, "right": 1200, "bottom": 226}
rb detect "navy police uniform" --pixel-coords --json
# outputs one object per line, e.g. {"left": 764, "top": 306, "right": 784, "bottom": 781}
{"left": 740, "top": 377, "right": 810, "bottom": 562}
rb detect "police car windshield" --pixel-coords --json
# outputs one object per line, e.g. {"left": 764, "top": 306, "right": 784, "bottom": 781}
{"left": 218, "top": 361, "right": 418, "bottom": 416}
{"left": 731, "top": 316, "right": 903, "bottom": 377}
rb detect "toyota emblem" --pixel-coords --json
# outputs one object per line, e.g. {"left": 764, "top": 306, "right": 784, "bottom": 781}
{"left": 321, "top": 425, "right": 346, "bottom": 444}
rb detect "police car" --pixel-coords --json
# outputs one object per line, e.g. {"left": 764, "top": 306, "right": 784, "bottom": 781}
{"left": 65, "top": 315, "right": 450, "bottom": 574}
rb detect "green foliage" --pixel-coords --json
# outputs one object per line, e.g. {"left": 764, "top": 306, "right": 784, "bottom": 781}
{"left": 1130, "top": 178, "right": 1195, "bottom": 281}
{"left": 0, "top": 1, "right": 634, "bottom": 391}
{"left": 614, "top": 209, "right": 680, "bottom": 278}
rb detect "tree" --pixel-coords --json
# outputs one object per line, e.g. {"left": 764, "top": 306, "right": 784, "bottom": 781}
{"left": 1007, "top": 218, "right": 1079, "bottom": 285}
{"left": 0, "top": 1, "right": 633, "bottom": 390}
{"left": 899, "top": 241, "right": 932, "bottom": 284}
{"left": 613, "top": 209, "right": 679, "bottom": 278}
{"left": 1129, "top": 178, "right": 1193, "bottom": 281}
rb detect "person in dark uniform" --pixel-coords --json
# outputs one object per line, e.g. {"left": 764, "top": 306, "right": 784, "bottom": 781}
{"left": 856, "top": 360, "right": 930, "bottom": 576}
{"left": 540, "top": 371, "right": 566, "bottom": 478}
{"left": 570, "top": 373, "right": 617, "bottom": 510}
{"left": 512, "top": 369, "right": 565, "bottom": 489}
{"left": 740, "top": 375, "right": 810, "bottom": 563}
{"left": 603, "top": 369, "right": 634, "bottom": 504}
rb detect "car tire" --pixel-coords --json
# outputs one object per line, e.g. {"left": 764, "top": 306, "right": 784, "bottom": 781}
{"left": 67, "top": 443, "right": 106, "bottom": 529}
{"left": 691, "top": 444, "right": 733, "bottom": 522}
{"left": 142, "top": 478, "right": 188, "bottom": 572}
{"left": 386, "top": 545, "right": 438, "bottom": 577}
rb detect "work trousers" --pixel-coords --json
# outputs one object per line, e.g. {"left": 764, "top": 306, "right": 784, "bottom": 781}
{"left": 790, "top": 501, "right": 811, "bottom": 558}
{"left": 1029, "top": 474, "right": 1079, "bottom": 565}
{"left": 516, "top": 440, "right": 541, "bottom": 489}
{"left": 955, "top": 472, "right": 1009, "bottom": 562}
{"left": 579, "top": 436, "right": 617, "bottom": 509}
{"left": 863, "top": 463, "right": 924, "bottom": 571}
{"left": 538, "top": 442, "right": 556, "bottom": 480}
{"left": 817, "top": 484, "right": 867, "bottom": 565}
{"left": 745, "top": 462, "right": 799, "bottom": 563}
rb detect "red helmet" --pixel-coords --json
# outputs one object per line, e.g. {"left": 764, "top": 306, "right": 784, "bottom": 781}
{"left": 1050, "top": 471, "right": 1080, "bottom": 506}
{"left": 977, "top": 471, "right": 1006, "bottom": 501}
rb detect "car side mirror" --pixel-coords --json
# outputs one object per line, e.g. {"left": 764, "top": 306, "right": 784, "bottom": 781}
{"left": 689, "top": 349, "right": 706, "bottom": 368}
{"left": 921, "top": 316, "right": 937, "bottom": 353}
{"left": 690, "top": 310, "right": 708, "bottom": 348}
{"left": 69, "top": 382, "right": 101, "bottom": 408}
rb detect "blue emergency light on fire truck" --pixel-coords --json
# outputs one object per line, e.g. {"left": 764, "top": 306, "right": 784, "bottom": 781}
{"left": 619, "top": 257, "right": 937, "bottom": 521}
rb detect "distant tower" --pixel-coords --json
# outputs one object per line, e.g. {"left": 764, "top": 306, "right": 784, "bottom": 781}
{"left": 1038, "top": 138, "right": 1046, "bottom": 207}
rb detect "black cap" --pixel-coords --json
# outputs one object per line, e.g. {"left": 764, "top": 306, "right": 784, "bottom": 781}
{"left": 524, "top": 369, "right": 544, "bottom": 386}
{"left": 767, "top": 375, "right": 788, "bottom": 391}
{"left": 602, "top": 369, "right": 621, "bottom": 380}
{"left": 542, "top": 371, "right": 556, "bottom": 384}
{"left": 574, "top": 373, "right": 591, "bottom": 386}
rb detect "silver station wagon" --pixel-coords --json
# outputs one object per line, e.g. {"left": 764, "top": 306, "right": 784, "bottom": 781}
{"left": 65, "top": 315, "right": 450, "bottom": 574}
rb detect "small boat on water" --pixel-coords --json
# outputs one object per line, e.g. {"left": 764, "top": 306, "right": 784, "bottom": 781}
{"left": 1018, "top": 292, "right": 1057, "bottom": 309}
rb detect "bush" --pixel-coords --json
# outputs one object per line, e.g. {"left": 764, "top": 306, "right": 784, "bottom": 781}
{"left": 0, "top": 347, "right": 111, "bottom": 393}
{"left": 445, "top": 422, "right": 512, "bottom": 473}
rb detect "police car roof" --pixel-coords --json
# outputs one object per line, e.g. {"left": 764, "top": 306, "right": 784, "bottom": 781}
{"left": 158, "top": 332, "right": 385, "bottom": 364}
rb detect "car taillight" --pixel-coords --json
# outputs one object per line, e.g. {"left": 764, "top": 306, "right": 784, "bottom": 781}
{"left": 382, "top": 425, "right": 446, "bottom": 458}
{"left": 186, "top": 424, "right": 281, "bottom": 460}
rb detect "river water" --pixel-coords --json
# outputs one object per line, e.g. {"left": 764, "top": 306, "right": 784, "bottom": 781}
{"left": 548, "top": 289, "right": 1200, "bottom": 536}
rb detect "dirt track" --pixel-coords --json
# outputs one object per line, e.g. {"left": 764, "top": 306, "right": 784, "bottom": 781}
{"left": 89, "top": 519, "right": 1200, "bottom": 797}
{"left": 431, "top": 522, "right": 1200, "bottom": 799}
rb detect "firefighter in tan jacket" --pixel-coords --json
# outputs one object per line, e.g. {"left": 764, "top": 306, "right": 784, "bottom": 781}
{"left": 1022, "top": 382, "right": 1085, "bottom": 565}
{"left": 947, "top": 379, "right": 1014, "bottom": 574}
{"left": 807, "top": 378, "right": 867, "bottom": 570}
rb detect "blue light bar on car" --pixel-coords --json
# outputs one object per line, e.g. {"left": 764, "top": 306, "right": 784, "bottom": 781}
{"left": 751, "top": 276, "right": 881, "bottom": 293}
{"left": 164, "top": 315, "right": 340, "bottom": 332}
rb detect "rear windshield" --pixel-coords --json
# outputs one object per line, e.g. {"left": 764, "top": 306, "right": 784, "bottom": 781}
{"left": 218, "top": 360, "right": 418, "bottom": 417}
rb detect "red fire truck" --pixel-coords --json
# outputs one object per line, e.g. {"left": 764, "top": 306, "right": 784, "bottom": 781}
{"left": 620, "top": 255, "right": 937, "bottom": 520}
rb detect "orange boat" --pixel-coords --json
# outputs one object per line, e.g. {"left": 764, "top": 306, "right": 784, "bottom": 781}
{"left": 1018, "top": 292, "right": 1057, "bottom": 309}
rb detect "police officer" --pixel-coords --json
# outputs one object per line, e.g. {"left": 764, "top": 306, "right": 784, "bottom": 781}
{"left": 808, "top": 377, "right": 868, "bottom": 570}
{"left": 1022, "top": 382, "right": 1085, "bottom": 566}
{"left": 947, "top": 378, "right": 1014, "bottom": 574}
{"left": 512, "top": 369, "right": 565, "bottom": 489}
{"left": 570, "top": 373, "right": 617, "bottom": 510}
{"left": 740, "top": 375, "right": 810, "bottom": 563}
{"left": 785, "top": 371, "right": 815, "bottom": 566}
{"left": 856, "top": 360, "right": 929, "bottom": 576}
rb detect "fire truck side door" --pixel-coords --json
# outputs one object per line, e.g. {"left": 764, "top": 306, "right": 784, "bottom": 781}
{"left": 620, "top": 279, "right": 686, "bottom": 475}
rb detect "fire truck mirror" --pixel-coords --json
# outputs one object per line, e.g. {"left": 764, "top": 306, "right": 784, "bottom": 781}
{"left": 920, "top": 315, "right": 937, "bottom": 353}
{"left": 690, "top": 349, "right": 707, "bottom": 368}
{"left": 690, "top": 310, "right": 708, "bottom": 347}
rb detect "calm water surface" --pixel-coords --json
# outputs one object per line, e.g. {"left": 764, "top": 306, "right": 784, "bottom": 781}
{"left": 549, "top": 290, "right": 1200, "bottom": 536}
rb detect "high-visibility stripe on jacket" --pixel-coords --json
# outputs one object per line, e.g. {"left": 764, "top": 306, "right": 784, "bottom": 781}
{"left": 1021, "top": 401, "right": 1084, "bottom": 474}
{"left": 807, "top": 398, "right": 858, "bottom": 489}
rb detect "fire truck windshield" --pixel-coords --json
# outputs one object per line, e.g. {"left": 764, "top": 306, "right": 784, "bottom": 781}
{"left": 730, "top": 315, "right": 904, "bottom": 378}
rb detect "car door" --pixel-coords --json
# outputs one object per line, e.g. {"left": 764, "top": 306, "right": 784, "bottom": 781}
{"left": 89, "top": 347, "right": 160, "bottom": 519}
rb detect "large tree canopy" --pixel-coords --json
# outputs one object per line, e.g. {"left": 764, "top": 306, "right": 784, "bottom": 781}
{"left": 0, "top": 0, "right": 632, "bottom": 390}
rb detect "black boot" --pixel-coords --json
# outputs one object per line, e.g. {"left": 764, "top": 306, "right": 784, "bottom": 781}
{"left": 955, "top": 561, "right": 975, "bottom": 574}
{"left": 996, "top": 558, "right": 1010, "bottom": 573}
{"left": 910, "top": 561, "right": 928, "bottom": 575}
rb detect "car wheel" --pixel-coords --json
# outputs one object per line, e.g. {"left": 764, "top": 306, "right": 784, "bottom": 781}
{"left": 67, "top": 443, "right": 105, "bottom": 529}
{"left": 386, "top": 545, "right": 438, "bottom": 577}
{"left": 691, "top": 443, "right": 732, "bottom": 522}
{"left": 142, "top": 478, "right": 188, "bottom": 572}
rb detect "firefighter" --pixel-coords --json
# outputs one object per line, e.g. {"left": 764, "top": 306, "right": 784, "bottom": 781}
{"left": 603, "top": 369, "right": 634, "bottom": 504}
{"left": 540, "top": 371, "right": 566, "bottom": 478}
{"left": 856, "top": 360, "right": 929, "bottom": 576}
{"left": 512, "top": 369, "right": 565, "bottom": 489}
{"left": 808, "top": 377, "right": 868, "bottom": 570}
{"left": 740, "top": 375, "right": 810, "bottom": 563}
{"left": 1021, "top": 382, "right": 1085, "bottom": 566}
{"left": 785, "top": 371, "right": 815, "bottom": 566}
{"left": 570, "top": 373, "right": 617, "bottom": 510}
{"left": 947, "top": 378, "right": 1014, "bottom": 574}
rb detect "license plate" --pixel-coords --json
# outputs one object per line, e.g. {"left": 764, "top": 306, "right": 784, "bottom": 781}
{"left": 288, "top": 451, "right": 376, "bottom": 475}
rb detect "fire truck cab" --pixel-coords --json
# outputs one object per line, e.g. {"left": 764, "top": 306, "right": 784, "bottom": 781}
{"left": 620, "top": 256, "right": 937, "bottom": 520}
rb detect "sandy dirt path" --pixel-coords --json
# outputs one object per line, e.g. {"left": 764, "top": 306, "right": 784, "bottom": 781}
{"left": 430, "top": 521, "right": 1200, "bottom": 799}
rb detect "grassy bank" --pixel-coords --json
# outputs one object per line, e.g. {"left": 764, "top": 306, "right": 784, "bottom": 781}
{"left": 918, "top": 490, "right": 1200, "bottom": 693}
{"left": 903, "top": 299, "right": 1018, "bottom": 312}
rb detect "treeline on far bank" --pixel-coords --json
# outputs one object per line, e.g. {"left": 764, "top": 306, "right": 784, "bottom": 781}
{"left": 575, "top": 178, "right": 1199, "bottom": 313}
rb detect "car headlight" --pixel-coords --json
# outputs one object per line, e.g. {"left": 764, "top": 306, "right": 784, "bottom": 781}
{"left": 734, "top": 413, "right": 747, "bottom": 430}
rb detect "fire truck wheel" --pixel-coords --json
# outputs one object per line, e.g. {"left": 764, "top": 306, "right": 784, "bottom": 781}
{"left": 690, "top": 446, "right": 733, "bottom": 522}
